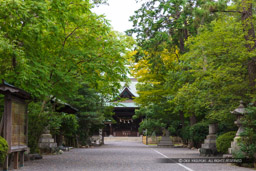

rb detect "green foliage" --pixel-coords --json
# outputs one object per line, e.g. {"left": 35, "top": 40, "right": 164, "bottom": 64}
{"left": 138, "top": 119, "right": 164, "bottom": 136}
{"left": 180, "top": 126, "right": 191, "bottom": 143}
{"left": 0, "top": 136, "right": 8, "bottom": 164}
{"left": 179, "top": 122, "right": 208, "bottom": 147}
{"left": 128, "top": 0, "right": 254, "bottom": 148}
{"left": 189, "top": 122, "right": 209, "bottom": 148}
{"left": 168, "top": 120, "right": 183, "bottom": 136}
{"left": 0, "top": 0, "right": 133, "bottom": 111}
{"left": 60, "top": 114, "right": 78, "bottom": 138}
{"left": 216, "top": 131, "right": 236, "bottom": 154}
{"left": 134, "top": 104, "right": 174, "bottom": 136}
{"left": 28, "top": 102, "right": 49, "bottom": 153}
{"left": 0, "top": 0, "right": 134, "bottom": 150}
{"left": 49, "top": 112, "right": 78, "bottom": 140}
{"left": 127, "top": 0, "right": 220, "bottom": 53}
{"left": 69, "top": 85, "right": 115, "bottom": 145}
{"left": 239, "top": 106, "right": 256, "bottom": 161}
{"left": 28, "top": 102, "right": 79, "bottom": 152}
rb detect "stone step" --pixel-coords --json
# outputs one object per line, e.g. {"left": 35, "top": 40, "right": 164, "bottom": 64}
{"left": 158, "top": 136, "right": 173, "bottom": 147}
{"left": 104, "top": 136, "right": 142, "bottom": 142}
{"left": 158, "top": 142, "right": 173, "bottom": 146}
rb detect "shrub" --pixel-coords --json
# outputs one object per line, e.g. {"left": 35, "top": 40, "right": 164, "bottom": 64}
{"left": 180, "top": 126, "right": 190, "bottom": 144}
{"left": 239, "top": 106, "right": 256, "bottom": 161}
{"left": 216, "top": 131, "right": 236, "bottom": 154}
{"left": 0, "top": 136, "right": 8, "bottom": 164}
{"left": 189, "top": 122, "right": 209, "bottom": 148}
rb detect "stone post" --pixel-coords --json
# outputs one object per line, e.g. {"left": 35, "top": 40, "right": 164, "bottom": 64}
{"left": 200, "top": 123, "right": 218, "bottom": 156}
{"left": 99, "top": 129, "right": 103, "bottom": 145}
{"left": 109, "top": 124, "right": 113, "bottom": 136}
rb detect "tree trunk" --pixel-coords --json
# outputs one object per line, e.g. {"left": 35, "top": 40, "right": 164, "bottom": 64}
{"left": 188, "top": 114, "right": 196, "bottom": 148}
{"left": 189, "top": 114, "right": 197, "bottom": 126}
{"left": 179, "top": 110, "right": 185, "bottom": 128}
{"left": 241, "top": 0, "right": 256, "bottom": 89}
{"left": 184, "top": 20, "right": 188, "bottom": 40}
{"left": 12, "top": 56, "right": 17, "bottom": 69}
{"left": 179, "top": 29, "right": 185, "bottom": 53}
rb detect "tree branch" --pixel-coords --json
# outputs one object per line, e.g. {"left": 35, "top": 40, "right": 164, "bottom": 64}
{"left": 211, "top": 10, "right": 241, "bottom": 13}
{"left": 62, "top": 27, "right": 79, "bottom": 48}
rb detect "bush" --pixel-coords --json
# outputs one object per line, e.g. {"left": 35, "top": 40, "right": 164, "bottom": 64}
{"left": 239, "top": 106, "right": 256, "bottom": 162}
{"left": 180, "top": 126, "right": 190, "bottom": 144}
{"left": 0, "top": 136, "right": 8, "bottom": 164}
{"left": 216, "top": 131, "right": 236, "bottom": 154}
{"left": 189, "top": 122, "right": 209, "bottom": 148}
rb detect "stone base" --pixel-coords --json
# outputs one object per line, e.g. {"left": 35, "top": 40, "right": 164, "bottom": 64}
{"left": 228, "top": 137, "right": 242, "bottom": 154}
{"left": 90, "top": 135, "right": 103, "bottom": 146}
{"left": 38, "top": 133, "right": 57, "bottom": 154}
{"left": 200, "top": 134, "right": 218, "bottom": 156}
{"left": 157, "top": 136, "right": 173, "bottom": 147}
{"left": 200, "top": 148, "right": 218, "bottom": 156}
{"left": 38, "top": 142, "right": 57, "bottom": 149}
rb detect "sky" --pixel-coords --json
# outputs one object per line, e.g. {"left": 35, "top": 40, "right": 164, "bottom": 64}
{"left": 92, "top": 0, "right": 144, "bottom": 34}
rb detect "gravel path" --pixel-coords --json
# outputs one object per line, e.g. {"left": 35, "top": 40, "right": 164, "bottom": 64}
{"left": 18, "top": 141, "right": 254, "bottom": 171}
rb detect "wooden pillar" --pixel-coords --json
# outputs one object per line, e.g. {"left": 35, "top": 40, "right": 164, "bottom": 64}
{"left": 3, "top": 155, "right": 9, "bottom": 171}
{"left": 19, "top": 151, "right": 25, "bottom": 167}
{"left": 14, "top": 152, "right": 19, "bottom": 169}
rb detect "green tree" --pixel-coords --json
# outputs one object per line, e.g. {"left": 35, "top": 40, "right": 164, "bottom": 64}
{"left": 0, "top": 0, "right": 134, "bottom": 149}
{"left": 129, "top": 1, "right": 255, "bottom": 147}
{"left": 128, "top": 0, "right": 223, "bottom": 53}
{"left": 69, "top": 85, "right": 115, "bottom": 145}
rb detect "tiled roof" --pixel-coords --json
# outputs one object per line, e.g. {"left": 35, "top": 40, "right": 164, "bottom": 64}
{"left": 119, "top": 78, "right": 138, "bottom": 97}
{"left": 106, "top": 77, "right": 139, "bottom": 108}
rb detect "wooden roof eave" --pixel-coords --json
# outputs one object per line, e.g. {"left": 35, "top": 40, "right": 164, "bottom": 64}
{"left": 0, "top": 80, "right": 31, "bottom": 100}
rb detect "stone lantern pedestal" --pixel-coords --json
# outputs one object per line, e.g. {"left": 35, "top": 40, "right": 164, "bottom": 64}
{"left": 38, "top": 127, "right": 57, "bottom": 153}
{"left": 200, "top": 123, "right": 218, "bottom": 156}
{"left": 228, "top": 101, "right": 246, "bottom": 154}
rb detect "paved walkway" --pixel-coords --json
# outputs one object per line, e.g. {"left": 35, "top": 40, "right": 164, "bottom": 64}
{"left": 19, "top": 141, "right": 254, "bottom": 171}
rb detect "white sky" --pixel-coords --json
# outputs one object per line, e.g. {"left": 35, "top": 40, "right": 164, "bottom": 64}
{"left": 92, "top": 0, "right": 144, "bottom": 34}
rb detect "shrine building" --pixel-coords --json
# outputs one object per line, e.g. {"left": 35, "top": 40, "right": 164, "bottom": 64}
{"left": 104, "top": 77, "right": 141, "bottom": 137}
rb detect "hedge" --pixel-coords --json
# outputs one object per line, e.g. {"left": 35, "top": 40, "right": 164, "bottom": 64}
{"left": 216, "top": 131, "right": 236, "bottom": 154}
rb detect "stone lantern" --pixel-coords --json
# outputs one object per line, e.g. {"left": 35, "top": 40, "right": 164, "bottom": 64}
{"left": 200, "top": 123, "right": 218, "bottom": 156}
{"left": 229, "top": 100, "right": 247, "bottom": 154}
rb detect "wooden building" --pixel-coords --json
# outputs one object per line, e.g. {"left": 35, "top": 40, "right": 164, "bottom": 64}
{"left": 104, "top": 78, "right": 141, "bottom": 137}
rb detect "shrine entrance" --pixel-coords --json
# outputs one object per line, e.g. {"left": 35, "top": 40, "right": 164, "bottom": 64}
{"left": 105, "top": 107, "right": 141, "bottom": 137}
{"left": 104, "top": 79, "right": 141, "bottom": 137}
